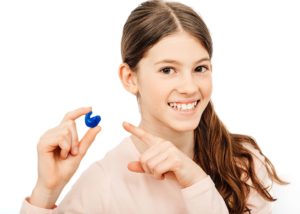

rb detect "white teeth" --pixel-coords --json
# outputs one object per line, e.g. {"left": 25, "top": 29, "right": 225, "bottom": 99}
{"left": 168, "top": 101, "right": 198, "bottom": 111}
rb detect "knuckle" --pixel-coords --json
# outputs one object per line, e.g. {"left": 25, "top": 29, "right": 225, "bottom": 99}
{"left": 148, "top": 161, "right": 156, "bottom": 170}
{"left": 154, "top": 165, "right": 163, "bottom": 174}
{"left": 166, "top": 144, "right": 176, "bottom": 153}
{"left": 165, "top": 141, "right": 173, "bottom": 147}
{"left": 37, "top": 133, "right": 49, "bottom": 150}
{"left": 173, "top": 157, "right": 182, "bottom": 168}
{"left": 58, "top": 137, "right": 70, "bottom": 149}
{"left": 64, "top": 111, "right": 72, "bottom": 119}
{"left": 64, "top": 143, "right": 71, "bottom": 150}
{"left": 66, "top": 120, "right": 74, "bottom": 127}
{"left": 37, "top": 128, "right": 55, "bottom": 148}
{"left": 38, "top": 134, "right": 46, "bottom": 144}
{"left": 153, "top": 167, "right": 163, "bottom": 179}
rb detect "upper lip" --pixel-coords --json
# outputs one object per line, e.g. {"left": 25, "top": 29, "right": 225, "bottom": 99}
{"left": 168, "top": 99, "right": 200, "bottom": 104}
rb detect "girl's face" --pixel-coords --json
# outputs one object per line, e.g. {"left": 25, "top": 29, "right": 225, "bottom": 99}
{"left": 136, "top": 31, "right": 212, "bottom": 133}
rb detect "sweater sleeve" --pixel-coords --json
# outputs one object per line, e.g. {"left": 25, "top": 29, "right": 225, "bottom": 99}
{"left": 181, "top": 176, "right": 229, "bottom": 214}
{"left": 20, "top": 198, "right": 56, "bottom": 214}
{"left": 20, "top": 161, "right": 109, "bottom": 214}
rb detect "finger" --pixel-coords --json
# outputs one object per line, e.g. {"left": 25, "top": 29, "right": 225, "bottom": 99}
{"left": 122, "top": 122, "right": 159, "bottom": 146}
{"left": 61, "top": 107, "right": 92, "bottom": 123}
{"left": 64, "top": 120, "right": 79, "bottom": 155}
{"left": 139, "top": 155, "right": 153, "bottom": 175}
{"left": 58, "top": 137, "right": 72, "bottom": 159}
{"left": 147, "top": 151, "right": 169, "bottom": 176}
{"left": 128, "top": 161, "right": 145, "bottom": 173}
{"left": 139, "top": 143, "right": 169, "bottom": 174}
{"left": 78, "top": 126, "right": 101, "bottom": 158}
{"left": 129, "top": 161, "right": 166, "bottom": 180}
{"left": 152, "top": 157, "right": 173, "bottom": 180}
{"left": 141, "top": 141, "right": 171, "bottom": 164}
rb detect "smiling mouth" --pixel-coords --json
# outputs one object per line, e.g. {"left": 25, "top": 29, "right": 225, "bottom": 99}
{"left": 167, "top": 100, "right": 200, "bottom": 111}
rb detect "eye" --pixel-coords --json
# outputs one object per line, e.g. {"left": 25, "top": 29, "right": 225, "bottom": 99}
{"left": 159, "top": 67, "right": 175, "bottom": 75}
{"left": 195, "top": 66, "right": 208, "bottom": 73}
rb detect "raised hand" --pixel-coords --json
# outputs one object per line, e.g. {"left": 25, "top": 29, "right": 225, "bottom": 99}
{"left": 30, "top": 107, "right": 101, "bottom": 208}
{"left": 123, "top": 122, "right": 207, "bottom": 188}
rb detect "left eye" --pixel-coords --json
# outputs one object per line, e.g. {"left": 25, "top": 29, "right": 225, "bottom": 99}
{"left": 195, "top": 66, "right": 207, "bottom": 73}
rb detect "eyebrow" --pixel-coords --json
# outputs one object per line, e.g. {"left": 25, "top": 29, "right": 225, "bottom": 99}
{"left": 154, "top": 58, "right": 211, "bottom": 66}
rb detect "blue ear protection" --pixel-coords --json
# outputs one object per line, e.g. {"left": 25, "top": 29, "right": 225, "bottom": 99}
{"left": 85, "top": 111, "right": 101, "bottom": 128}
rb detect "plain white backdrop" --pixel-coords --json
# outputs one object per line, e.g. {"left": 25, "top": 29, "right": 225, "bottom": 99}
{"left": 0, "top": 0, "right": 299, "bottom": 213}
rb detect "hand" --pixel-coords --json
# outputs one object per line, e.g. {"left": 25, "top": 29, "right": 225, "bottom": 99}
{"left": 30, "top": 107, "right": 101, "bottom": 208}
{"left": 123, "top": 122, "right": 207, "bottom": 188}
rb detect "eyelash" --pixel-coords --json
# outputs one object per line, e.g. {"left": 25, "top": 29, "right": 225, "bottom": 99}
{"left": 159, "top": 66, "right": 208, "bottom": 74}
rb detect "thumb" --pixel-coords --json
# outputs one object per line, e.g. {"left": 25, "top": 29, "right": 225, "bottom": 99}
{"left": 78, "top": 126, "right": 101, "bottom": 158}
{"left": 127, "top": 161, "right": 145, "bottom": 173}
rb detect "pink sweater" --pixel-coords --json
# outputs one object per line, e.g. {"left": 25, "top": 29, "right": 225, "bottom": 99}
{"left": 20, "top": 137, "right": 272, "bottom": 213}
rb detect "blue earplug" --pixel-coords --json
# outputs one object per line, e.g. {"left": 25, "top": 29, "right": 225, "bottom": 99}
{"left": 85, "top": 111, "right": 101, "bottom": 128}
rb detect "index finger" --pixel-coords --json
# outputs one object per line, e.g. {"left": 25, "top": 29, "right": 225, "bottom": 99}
{"left": 61, "top": 107, "right": 92, "bottom": 123}
{"left": 122, "top": 122, "right": 160, "bottom": 146}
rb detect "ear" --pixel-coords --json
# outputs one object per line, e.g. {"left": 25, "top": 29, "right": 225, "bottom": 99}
{"left": 119, "top": 63, "right": 138, "bottom": 95}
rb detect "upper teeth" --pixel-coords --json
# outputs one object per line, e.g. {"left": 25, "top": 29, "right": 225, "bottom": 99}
{"left": 169, "top": 101, "right": 198, "bottom": 111}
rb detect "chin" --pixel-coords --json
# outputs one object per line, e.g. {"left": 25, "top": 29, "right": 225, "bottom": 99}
{"left": 169, "top": 120, "right": 200, "bottom": 133}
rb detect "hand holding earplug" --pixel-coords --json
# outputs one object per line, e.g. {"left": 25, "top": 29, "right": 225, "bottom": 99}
{"left": 123, "top": 122, "right": 207, "bottom": 188}
{"left": 30, "top": 107, "right": 101, "bottom": 208}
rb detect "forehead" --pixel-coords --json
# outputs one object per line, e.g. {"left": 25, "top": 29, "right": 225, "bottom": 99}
{"left": 142, "top": 31, "right": 209, "bottom": 64}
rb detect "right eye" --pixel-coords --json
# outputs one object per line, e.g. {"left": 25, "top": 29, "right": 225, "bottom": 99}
{"left": 159, "top": 67, "right": 175, "bottom": 75}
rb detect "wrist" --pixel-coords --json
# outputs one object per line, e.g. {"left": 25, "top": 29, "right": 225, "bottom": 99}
{"left": 186, "top": 167, "right": 208, "bottom": 188}
{"left": 29, "top": 183, "right": 62, "bottom": 209}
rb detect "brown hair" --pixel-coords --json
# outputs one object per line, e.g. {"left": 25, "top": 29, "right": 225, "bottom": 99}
{"left": 121, "top": 0, "right": 287, "bottom": 213}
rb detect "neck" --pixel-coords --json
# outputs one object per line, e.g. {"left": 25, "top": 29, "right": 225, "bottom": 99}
{"left": 131, "top": 119, "right": 195, "bottom": 159}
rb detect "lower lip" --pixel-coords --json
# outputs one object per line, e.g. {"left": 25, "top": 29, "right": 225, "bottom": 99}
{"left": 168, "top": 101, "right": 200, "bottom": 116}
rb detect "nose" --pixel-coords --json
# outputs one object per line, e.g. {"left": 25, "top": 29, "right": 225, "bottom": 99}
{"left": 176, "top": 72, "right": 198, "bottom": 95}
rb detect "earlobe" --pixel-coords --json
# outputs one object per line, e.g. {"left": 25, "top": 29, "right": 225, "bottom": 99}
{"left": 118, "top": 63, "right": 138, "bottom": 95}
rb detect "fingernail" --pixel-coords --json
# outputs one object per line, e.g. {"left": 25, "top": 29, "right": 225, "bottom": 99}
{"left": 123, "top": 122, "right": 131, "bottom": 127}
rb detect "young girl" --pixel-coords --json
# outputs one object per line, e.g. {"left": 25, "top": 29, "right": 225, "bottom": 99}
{"left": 20, "top": 0, "right": 286, "bottom": 213}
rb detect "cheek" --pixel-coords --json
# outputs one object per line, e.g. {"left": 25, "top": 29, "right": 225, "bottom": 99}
{"left": 140, "top": 76, "right": 169, "bottom": 98}
{"left": 138, "top": 80, "right": 164, "bottom": 108}
{"left": 199, "top": 77, "right": 213, "bottom": 99}
{"left": 146, "top": 87, "right": 172, "bottom": 114}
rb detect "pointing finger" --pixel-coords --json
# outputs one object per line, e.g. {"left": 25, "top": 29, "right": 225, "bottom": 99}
{"left": 122, "top": 122, "right": 159, "bottom": 146}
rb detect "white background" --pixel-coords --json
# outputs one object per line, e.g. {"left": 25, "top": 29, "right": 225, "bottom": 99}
{"left": 0, "top": 0, "right": 299, "bottom": 213}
